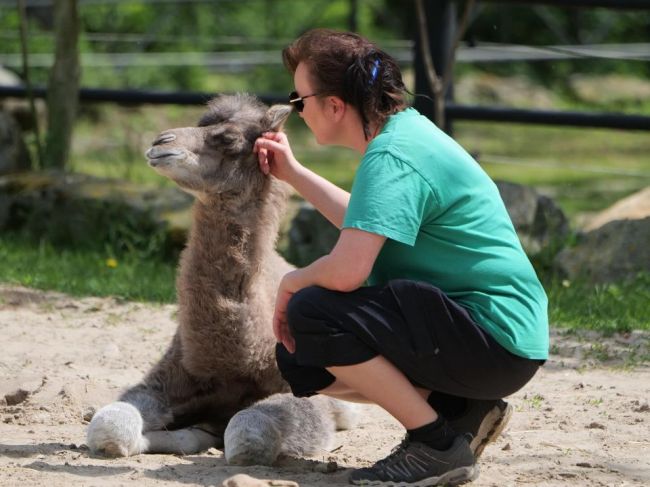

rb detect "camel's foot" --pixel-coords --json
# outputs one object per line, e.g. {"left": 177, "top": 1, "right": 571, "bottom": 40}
{"left": 86, "top": 401, "right": 147, "bottom": 457}
{"left": 224, "top": 394, "right": 355, "bottom": 466}
{"left": 224, "top": 407, "right": 282, "bottom": 466}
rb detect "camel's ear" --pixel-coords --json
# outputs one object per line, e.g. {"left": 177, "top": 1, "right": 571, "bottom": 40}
{"left": 263, "top": 104, "right": 293, "bottom": 132}
{"left": 208, "top": 124, "right": 248, "bottom": 154}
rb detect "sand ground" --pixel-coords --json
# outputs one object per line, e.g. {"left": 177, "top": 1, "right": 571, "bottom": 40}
{"left": 1, "top": 284, "right": 648, "bottom": 486}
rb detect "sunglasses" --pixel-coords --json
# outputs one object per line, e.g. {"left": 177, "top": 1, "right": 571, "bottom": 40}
{"left": 289, "top": 91, "right": 319, "bottom": 113}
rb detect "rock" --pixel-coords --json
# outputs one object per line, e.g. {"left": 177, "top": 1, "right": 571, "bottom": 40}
{"left": 0, "top": 111, "right": 31, "bottom": 175}
{"left": 556, "top": 187, "right": 650, "bottom": 283}
{"left": 1, "top": 376, "right": 44, "bottom": 405}
{"left": 82, "top": 405, "right": 97, "bottom": 422}
{"left": 495, "top": 180, "right": 569, "bottom": 256}
{"left": 285, "top": 201, "right": 339, "bottom": 267}
{"left": 219, "top": 474, "right": 298, "bottom": 487}
{"left": 583, "top": 186, "right": 650, "bottom": 232}
{"left": 0, "top": 67, "right": 22, "bottom": 86}
{"left": 4, "top": 388, "right": 30, "bottom": 406}
{"left": 555, "top": 217, "right": 650, "bottom": 283}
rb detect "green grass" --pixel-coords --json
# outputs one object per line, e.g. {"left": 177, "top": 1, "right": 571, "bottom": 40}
{"left": 0, "top": 235, "right": 176, "bottom": 303}
{"left": 455, "top": 122, "right": 650, "bottom": 221}
{"left": 545, "top": 274, "right": 650, "bottom": 333}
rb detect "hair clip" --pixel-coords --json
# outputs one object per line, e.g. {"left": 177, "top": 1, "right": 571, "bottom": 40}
{"left": 369, "top": 58, "right": 381, "bottom": 85}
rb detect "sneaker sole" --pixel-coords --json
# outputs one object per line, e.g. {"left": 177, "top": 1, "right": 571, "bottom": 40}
{"left": 471, "top": 402, "right": 513, "bottom": 458}
{"left": 349, "top": 464, "right": 479, "bottom": 486}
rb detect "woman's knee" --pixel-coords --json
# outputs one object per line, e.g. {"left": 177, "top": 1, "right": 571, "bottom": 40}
{"left": 286, "top": 285, "right": 332, "bottom": 332}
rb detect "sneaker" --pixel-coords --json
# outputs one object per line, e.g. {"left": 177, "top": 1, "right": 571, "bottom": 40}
{"left": 449, "top": 399, "right": 512, "bottom": 458}
{"left": 349, "top": 434, "right": 478, "bottom": 486}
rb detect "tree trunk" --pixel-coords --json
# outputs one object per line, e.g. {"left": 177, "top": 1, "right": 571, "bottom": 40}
{"left": 44, "top": 0, "right": 80, "bottom": 170}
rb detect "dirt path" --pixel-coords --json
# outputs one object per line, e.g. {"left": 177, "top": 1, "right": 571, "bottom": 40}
{"left": 1, "top": 284, "right": 648, "bottom": 486}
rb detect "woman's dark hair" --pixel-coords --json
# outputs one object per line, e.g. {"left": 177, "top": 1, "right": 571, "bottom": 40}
{"left": 283, "top": 29, "right": 408, "bottom": 140}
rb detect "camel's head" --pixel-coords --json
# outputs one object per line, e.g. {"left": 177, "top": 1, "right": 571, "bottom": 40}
{"left": 145, "top": 94, "right": 292, "bottom": 198}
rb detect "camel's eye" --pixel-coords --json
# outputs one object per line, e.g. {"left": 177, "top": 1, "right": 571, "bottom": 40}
{"left": 209, "top": 124, "right": 247, "bottom": 155}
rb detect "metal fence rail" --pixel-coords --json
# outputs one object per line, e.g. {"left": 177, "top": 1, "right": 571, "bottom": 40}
{"left": 1, "top": 85, "right": 648, "bottom": 131}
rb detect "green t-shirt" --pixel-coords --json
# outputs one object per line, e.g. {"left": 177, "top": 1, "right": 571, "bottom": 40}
{"left": 343, "top": 108, "right": 549, "bottom": 360}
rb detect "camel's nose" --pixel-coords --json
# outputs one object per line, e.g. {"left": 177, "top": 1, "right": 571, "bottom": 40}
{"left": 152, "top": 132, "right": 176, "bottom": 146}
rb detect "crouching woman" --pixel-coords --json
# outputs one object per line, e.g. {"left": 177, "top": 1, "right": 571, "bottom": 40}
{"left": 254, "top": 28, "right": 548, "bottom": 486}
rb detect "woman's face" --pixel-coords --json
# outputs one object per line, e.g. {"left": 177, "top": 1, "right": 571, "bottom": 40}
{"left": 293, "top": 62, "right": 338, "bottom": 145}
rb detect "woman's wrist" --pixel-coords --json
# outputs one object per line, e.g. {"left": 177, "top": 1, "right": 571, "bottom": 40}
{"left": 284, "top": 161, "right": 307, "bottom": 188}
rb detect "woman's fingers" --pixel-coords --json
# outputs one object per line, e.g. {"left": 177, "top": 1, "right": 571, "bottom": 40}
{"left": 282, "top": 333, "right": 296, "bottom": 354}
{"left": 254, "top": 138, "right": 281, "bottom": 173}
{"left": 255, "top": 137, "right": 285, "bottom": 153}
{"left": 272, "top": 308, "right": 283, "bottom": 342}
{"left": 273, "top": 307, "right": 295, "bottom": 353}
{"left": 262, "top": 131, "right": 287, "bottom": 143}
{"left": 257, "top": 147, "right": 270, "bottom": 174}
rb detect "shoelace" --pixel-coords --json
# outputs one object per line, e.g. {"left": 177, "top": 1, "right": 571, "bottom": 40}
{"left": 373, "top": 435, "right": 411, "bottom": 470}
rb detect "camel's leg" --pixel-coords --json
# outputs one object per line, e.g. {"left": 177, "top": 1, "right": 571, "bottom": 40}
{"left": 224, "top": 393, "right": 359, "bottom": 466}
{"left": 87, "top": 336, "right": 221, "bottom": 457}
{"left": 86, "top": 401, "right": 150, "bottom": 457}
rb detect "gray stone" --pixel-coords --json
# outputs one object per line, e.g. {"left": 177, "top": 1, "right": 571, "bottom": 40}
{"left": 583, "top": 186, "right": 650, "bottom": 232}
{"left": 555, "top": 217, "right": 650, "bottom": 284}
{"left": 0, "top": 111, "right": 31, "bottom": 175}
{"left": 285, "top": 202, "right": 339, "bottom": 267}
{"left": 0, "top": 66, "right": 22, "bottom": 86}
{"left": 220, "top": 474, "right": 298, "bottom": 487}
{"left": 495, "top": 180, "right": 569, "bottom": 256}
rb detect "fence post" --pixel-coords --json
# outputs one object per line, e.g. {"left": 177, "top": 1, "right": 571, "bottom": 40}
{"left": 413, "top": 0, "right": 456, "bottom": 134}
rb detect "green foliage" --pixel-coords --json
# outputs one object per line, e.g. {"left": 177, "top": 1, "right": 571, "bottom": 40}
{"left": 1, "top": 0, "right": 402, "bottom": 90}
{"left": 0, "top": 233, "right": 176, "bottom": 303}
{"left": 9, "top": 193, "right": 174, "bottom": 261}
{"left": 545, "top": 273, "right": 650, "bottom": 334}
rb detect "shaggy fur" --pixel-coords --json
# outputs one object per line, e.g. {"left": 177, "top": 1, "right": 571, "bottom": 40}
{"left": 86, "top": 94, "right": 357, "bottom": 464}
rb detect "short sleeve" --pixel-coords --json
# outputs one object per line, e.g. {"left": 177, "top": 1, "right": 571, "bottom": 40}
{"left": 343, "top": 150, "right": 436, "bottom": 246}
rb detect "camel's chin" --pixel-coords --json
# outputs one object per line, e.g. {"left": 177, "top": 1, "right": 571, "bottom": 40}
{"left": 147, "top": 158, "right": 174, "bottom": 168}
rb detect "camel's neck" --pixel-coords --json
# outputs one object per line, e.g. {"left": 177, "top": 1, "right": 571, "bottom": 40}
{"left": 179, "top": 180, "right": 287, "bottom": 301}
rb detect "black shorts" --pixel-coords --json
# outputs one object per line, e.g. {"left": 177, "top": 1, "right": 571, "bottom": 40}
{"left": 276, "top": 279, "right": 542, "bottom": 399}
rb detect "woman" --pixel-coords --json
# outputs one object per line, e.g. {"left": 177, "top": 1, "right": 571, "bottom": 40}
{"left": 254, "top": 29, "right": 548, "bottom": 486}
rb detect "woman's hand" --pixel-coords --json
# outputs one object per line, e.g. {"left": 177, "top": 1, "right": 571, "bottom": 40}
{"left": 273, "top": 271, "right": 300, "bottom": 353}
{"left": 253, "top": 131, "right": 302, "bottom": 183}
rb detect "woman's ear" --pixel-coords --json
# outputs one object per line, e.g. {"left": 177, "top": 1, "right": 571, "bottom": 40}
{"left": 329, "top": 96, "right": 347, "bottom": 122}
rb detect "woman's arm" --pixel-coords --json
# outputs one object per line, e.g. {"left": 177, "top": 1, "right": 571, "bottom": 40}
{"left": 273, "top": 228, "right": 386, "bottom": 352}
{"left": 254, "top": 131, "right": 350, "bottom": 228}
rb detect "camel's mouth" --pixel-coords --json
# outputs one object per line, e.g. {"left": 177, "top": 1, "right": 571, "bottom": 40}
{"left": 145, "top": 147, "right": 185, "bottom": 167}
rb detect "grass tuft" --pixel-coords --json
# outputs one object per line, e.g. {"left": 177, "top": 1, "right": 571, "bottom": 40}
{"left": 0, "top": 235, "right": 176, "bottom": 303}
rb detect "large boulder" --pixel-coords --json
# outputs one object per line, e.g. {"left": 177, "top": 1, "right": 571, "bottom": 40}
{"left": 284, "top": 201, "right": 339, "bottom": 267}
{"left": 494, "top": 180, "right": 569, "bottom": 256}
{"left": 0, "top": 111, "right": 31, "bottom": 175}
{"left": 555, "top": 187, "right": 650, "bottom": 283}
{"left": 285, "top": 181, "right": 569, "bottom": 267}
{"left": 583, "top": 186, "right": 650, "bottom": 232}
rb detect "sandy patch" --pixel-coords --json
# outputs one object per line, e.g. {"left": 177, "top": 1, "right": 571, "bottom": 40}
{"left": 1, "top": 284, "right": 648, "bottom": 486}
